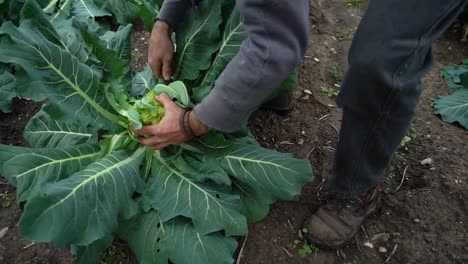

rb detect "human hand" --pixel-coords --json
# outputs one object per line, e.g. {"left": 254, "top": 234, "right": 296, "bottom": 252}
{"left": 135, "top": 94, "right": 210, "bottom": 150}
{"left": 148, "top": 20, "right": 174, "bottom": 81}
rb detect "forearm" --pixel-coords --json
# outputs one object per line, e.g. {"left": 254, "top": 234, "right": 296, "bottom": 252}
{"left": 157, "top": 0, "right": 200, "bottom": 29}
{"left": 194, "top": 0, "right": 309, "bottom": 132}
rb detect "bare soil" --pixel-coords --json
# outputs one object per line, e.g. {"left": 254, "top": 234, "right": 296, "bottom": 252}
{"left": 1, "top": 1, "right": 467, "bottom": 263}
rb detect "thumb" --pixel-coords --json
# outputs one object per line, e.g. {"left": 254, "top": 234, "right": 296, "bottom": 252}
{"left": 154, "top": 93, "right": 174, "bottom": 108}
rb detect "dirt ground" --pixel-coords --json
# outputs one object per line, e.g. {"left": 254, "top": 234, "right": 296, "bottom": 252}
{"left": 1, "top": 0, "right": 467, "bottom": 263}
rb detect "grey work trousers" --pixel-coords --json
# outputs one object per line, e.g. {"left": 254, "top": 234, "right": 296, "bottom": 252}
{"left": 329, "top": 0, "right": 467, "bottom": 199}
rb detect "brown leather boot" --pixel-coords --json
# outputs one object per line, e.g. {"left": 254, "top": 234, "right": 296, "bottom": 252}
{"left": 303, "top": 185, "right": 381, "bottom": 248}
{"left": 260, "top": 90, "right": 293, "bottom": 115}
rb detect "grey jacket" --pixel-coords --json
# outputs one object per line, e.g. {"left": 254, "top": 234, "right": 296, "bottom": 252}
{"left": 158, "top": 0, "right": 309, "bottom": 132}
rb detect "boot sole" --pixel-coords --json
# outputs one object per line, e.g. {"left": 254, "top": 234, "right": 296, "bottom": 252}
{"left": 304, "top": 193, "right": 381, "bottom": 249}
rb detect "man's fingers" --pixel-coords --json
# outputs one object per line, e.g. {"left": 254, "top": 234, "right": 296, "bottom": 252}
{"left": 155, "top": 93, "right": 174, "bottom": 108}
{"left": 150, "top": 142, "right": 169, "bottom": 150}
{"left": 162, "top": 56, "right": 173, "bottom": 81}
{"left": 134, "top": 125, "right": 158, "bottom": 136}
{"left": 149, "top": 59, "right": 163, "bottom": 79}
{"left": 139, "top": 135, "right": 164, "bottom": 147}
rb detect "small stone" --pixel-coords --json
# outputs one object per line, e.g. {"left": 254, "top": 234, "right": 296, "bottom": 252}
{"left": 379, "top": 247, "right": 388, "bottom": 253}
{"left": 414, "top": 219, "right": 421, "bottom": 223}
{"left": 455, "top": 179, "right": 459, "bottom": 184}
{"left": 298, "top": 139, "right": 305, "bottom": 145}
{"left": 429, "top": 167, "right": 436, "bottom": 171}
{"left": 334, "top": 83, "right": 341, "bottom": 88}
{"left": 0, "top": 227, "right": 8, "bottom": 240}
{"left": 141, "top": 37, "right": 145, "bottom": 41}
{"left": 330, "top": 48, "right": 337, "bottom": 54}
{"left": 420, "top": 158, "right": 432, "bottom": 166}
{"left": 301, "top": 131, "right": 306, "bottom": 135}
{"left": 303, "top": 89, "right": 313, "bottom": 95}
{"left": 313, "top": 57, "right": 320, "bottom": 62}
{"left": 363, "top": 242, "right": 374, "bottom": 248}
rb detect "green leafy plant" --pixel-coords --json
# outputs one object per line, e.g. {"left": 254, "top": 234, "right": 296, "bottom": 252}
{"left": 337, "top": 26, "right": 357, "bottom": 40}
{"left": 346, "top": 0, "right": 364, "bottom": 7}
{"left": 298, "top": 243, "right": 317, "bottom": 257}
{"left": 132, "top": 51, "right": 143, "bottom": 61}
{"left": 0, "top": 68, "right": 15, "bottom": 112}
{"left": 0, "top": 1, "right": 314, "bottom": 264}
{"left": 101, "top": 245, "right": 128, "bottom": 263}
{"left": 434, "top": 60, "right": 468, "bottom": 129}
{"left": 0, "top": 0, "right": 162, "bottom": 114}
{"left": 321, "top": 86, "right": 339, "bottom": 98}
{"left": 328, "top": 63, "right": 344, "bottom": 81}
{"left": 0, "top": 191, "right": 13, "bottom": 208}
{"left": 400, "top": 124, "right": 417, "bottom": 151}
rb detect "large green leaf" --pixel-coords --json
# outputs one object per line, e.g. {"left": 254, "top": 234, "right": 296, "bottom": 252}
{"left": 139, "top": 0, "right": 162, "bottom": 31}
{"left": 75, "top": 20, "right": 134, "bottom": 118}
{"left": 72, "top": 0, "right": 110, "bottom": 20}
{"left": 143, "top": 154, "right": 247, "bottom": 236}
{"left": 233, "top": 180, "right": 270, "bottom": 223}
{"left": 101, "top": 24, "right": 133, "bottom": 90}
{"left": 174, "top": 153, "right": 232, "bottom": 186}
{"left": 0, "top": 1, "right": 121, "bottom": 128}
{"left": 118, "top": 210, "right": 168, "bottom": 264}
{"left": 53, "top": 18, "right": 95, "bottom": 64}
{"left": 131, "top": 65, "right": 157, "bottom": 98}
{"left": 0, "top": 144, "right": 32, "bottom": 186}
{"left": 71, "top": 235, "right": 113, "bottom": 264}
{"left": 103, "top": 24, "right": 132, "bottom": 65}
{"left": 441, "top": 63, "right": 468, "bottom": 89}
{"left": 220, "top": 143, "right": 313, "bottom": 202}
{"left": 105, "top": 0, "right": 140, "bottom": 25}
{"left": 174, "top": 0, "right": 223, "bottom": 82}
{"left": 196, "top": 7, "right": 245, "bottom": 89}
{"left": 19, "top": 148, "right": 145, "bottom": 247}
{"left": 25, "top": 108, "right": 97, "bottom": 148}
{"left": 434, "top": 89, "right": 468, "bottom": 129}
{"left": 0, "top": 71, "right": 15, "bottom": 113}
{"left": 118, "top": 211, "right": 237, "bottom": 264}
{"left": 4, "top": 144, "right": 101, "bottom": 202}
{"left": 0, "top": 0, "right": 24, "bottom": 25}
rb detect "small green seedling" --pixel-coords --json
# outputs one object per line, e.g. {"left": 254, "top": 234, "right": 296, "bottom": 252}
{"left": 321, "top": 86, "right": 339, "bottom": 98}
{"left": 0, "top": 192, "right": 13, "bottom": 208}
{"left": 328, "top": 63, "right": 344, "bottom": 81}
{"left": 337, "top": 26, "right": 357, "bottom": 40}
{"left": 346, "top": 0, "right": 364, "bottom": 6}
{"left": 132, "top": 51, "right": 142, "bottom": 61}
{"left": 102, "top": 246, "right": 127, "bottom": 264}
{"left": 389, "top": 153, "right": 408, "bottom": 172}
{"left": 298, "top": 244, "right": 317, "bottom": 257}
{"left": 400, "top": 124, "right": 417, "bottom": 151}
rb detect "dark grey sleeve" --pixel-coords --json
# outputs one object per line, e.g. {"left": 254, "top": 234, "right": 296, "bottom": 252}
{"left": 194, "top": 0, "right": 310, "bottom": 132}
{"left": 157, "top": 0, "right": 197, "bottom": 28}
